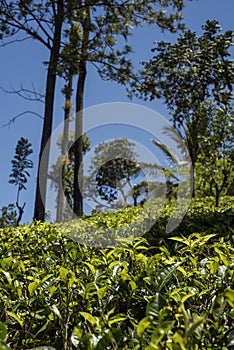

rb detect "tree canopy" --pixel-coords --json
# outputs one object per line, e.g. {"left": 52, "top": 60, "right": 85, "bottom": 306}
{"left": 131, "top": 20, "right": 234, "bottom": 196}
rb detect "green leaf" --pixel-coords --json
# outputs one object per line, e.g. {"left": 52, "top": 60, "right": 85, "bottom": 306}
{"left": 155, "top": 263, "right": 179, "bottom": 292}
{"left": 0, "top": 322, "right": 7, "bottom": 342}
{"left": 172, "top": 331, "right": 187, "bottom": 350}
{"left": 179, "top": 303, "right": 190, "bottom": 329}
{"left": 133, "top": 238, "right": 148, "bottom": 249}
{"left": 146, "top": 293, "right": 162, "bottom": 327}
{"left": 177, "top": 265, "right": 187, "bottom": 277}
{"left": 1, "top": 270, "right": 12, "bottom": 284}
{"left": 28, "top": 281, "right": 39, "bottom": 295}
{"left": 181, "top": 292, "right": 196, "bottom": 304}
{"left": 137, "top": 316, "right": 151, "bottom": 336}
{"left": 95, "top": 331, "right": 114, "bottom": 350}
{"left": 150, "top": 321, "right": 174, "bottom": 345}
{"left": 188, "top": 317, "right": 208, "bottom": 336}
{"left": 129, "top": 280, "right": 137, "bottom": 291}
{"left": 84, "top": 262, "right": 96, "bottom": 275}
{"left": 169, "top": 236, "right": 190, "bottom": 245}
{"left": 199, "top": 234, "right": 217, "bottom": 244}
{"left": 34, "top": 320, "right": 50, "bottom": 338}
{"left": 225, "top": 288, "right": 234, "bottom": 307}
{"left": 72, "top": 327, "right": 83, "bottom": 344}
{"left": 214, "top": 247, "right": 230, "bottom": 266}
{"left": 209, "top": 258, "right": 219, "bottom": 274}
{"left": 1, "top": 257, "right": 13, "bottom": 269}
{"left": 108, "top": 313, "right": 128, "bottom": 325}
{"left": 7, "top": 311, "right": 23, "bottom": 327}
{"left": 80, "top": 312, "right": 97, "bottom": 326}
{"left": 59, "top": 266, "right": 69, "bottom": 279}
{"left": 97, "top": 286, "right": 107, "bottom": 300}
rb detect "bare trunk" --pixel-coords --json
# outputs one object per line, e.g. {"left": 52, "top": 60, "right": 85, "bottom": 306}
{"left": 56, "top": 76, "right": 73, "bottom": 222}
{"left": 191, "top": 160, "right": 195, "bottom": 198}
{"left": 187, "top": 114, "right": 200, "bottom": 198}
{"left": 73, "top": 5, "right": 90, "bottom": 217}
{"left": 34, "top": 1, "right": 63, "bottom": 221}
{"left": 215, "top": 188, "right": 220, "bottom": 207}
{"left": 16, "top": 187, "right": 25, "bottom": 225}
{"left": 214, "top": 170, "right": 228, "bottom": 207}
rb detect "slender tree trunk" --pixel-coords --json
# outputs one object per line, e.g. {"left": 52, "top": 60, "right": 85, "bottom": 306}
{"left": 16, "top": 187, "right": 25, "bottom": 225}
{"left": 34, "top": 1, "right": 64, "bottom": 221}
{"left": 187, "top": 114, "right": 200, "bottom": 198}
{"left": 215, "top": 189, "right": 220, "bottom": 207}
{"left": 56, "top": 76, "right": 73, "bottom": 222}
{"left": 214, "top": 170, "right": 228, "bottom": 207}
{"left": 73, "top": 5, "right": 90, "bottom": 217}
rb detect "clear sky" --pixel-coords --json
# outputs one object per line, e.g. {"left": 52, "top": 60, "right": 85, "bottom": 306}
{"left": 0, "top": 0, "right": 233, "bottom": 223}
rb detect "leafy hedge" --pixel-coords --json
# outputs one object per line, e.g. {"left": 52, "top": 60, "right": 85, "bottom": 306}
{"left": 146, "top": 196, "right": 234, "bottom": 249}
{"left": 59, "top": 197, "right": 234, "bottom": 250}
{"left": 0, "top": 198, "right": 234, "bottom": 349}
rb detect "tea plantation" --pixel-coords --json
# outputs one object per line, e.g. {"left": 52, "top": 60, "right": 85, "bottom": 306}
{"left": 0, "top": 198, "right": 234, "bottom": 349}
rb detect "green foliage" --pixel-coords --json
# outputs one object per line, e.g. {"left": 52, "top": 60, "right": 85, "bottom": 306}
{"left": 9, "top": 138, "right": 33, "bottom": 192}
{"left": 0, "top": 139, "right": 33, "bottom": 227}
{"left": 195, "top": 101, "right": 234, "bottom": 205}
{"left": 146, "top": 196, "right": 234, "bottom": 250}
{"left": 0, "top": 198, "right": 234, "bottom": 348}
{"left": 8, "top": 137, "right": 33, "bottom": 225}
{"left": 132, "top": 20, "right": 234, "bottom": 197}
{"left": 84, "top": 138, "right": 149, "bottom": 208}
{"left": 0, "top": 0, "right": 189, "bottom": 222}
{"left": 0, "top": 321, "right": 12, "bottom": 349}
{"left": 135, "top": 20, "right": 234, "bottom": 107}
{"left": 0, "top": 205, "right": 17, "bottom": 228}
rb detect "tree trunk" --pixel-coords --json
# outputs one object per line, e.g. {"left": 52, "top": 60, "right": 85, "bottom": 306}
{"left": 56, "top": 76, "right": 73, "bottom": 222}
{"left": 215, "top": 189, "right": 220, "bottom": 207}
{"left": 73, "top": 5, "right": 90, "bottom": 217}
{"left": 16, "top": 187, "right": 25, "bottom": 225}
{"left": 214, "top": 170, "right": 228, "bottom": 207}
{"left": 34, "top": 1, "right": 64, "bottom": 221}
{"left": 191, "top": 123, "right": 198, "bottom": 198}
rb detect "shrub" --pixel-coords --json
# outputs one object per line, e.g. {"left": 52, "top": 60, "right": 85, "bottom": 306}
{"left": 0, "top": 200, "right": 234, "bottom": 349}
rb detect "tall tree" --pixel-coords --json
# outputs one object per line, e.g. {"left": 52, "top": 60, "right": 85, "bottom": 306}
{"left": 195, "top": 100, "right": 234, "bottom": 206}
{"left": 0, "top": 0, "right": 188, "bottom": 221}
{"left": 73, "top": 3, "right": 90, "bottom": 217}
{"left": 84, "top": 138, "right": 145, "bottom": 209}
{"left": 9, "top": 137, "right": 33, "bottom": 225}
{"left": 0, "top": 0, "right": 65, "bottom": 221}
{"left": 70, "top": 0, "right": 188, "bottom": 217}
{"left": 49, "top": 131, "right": 90, "bottom": 221}
{"left": 55, "top": 22, "right": 83, "bottom": 222}
{"left": 34, "top": 1, "right": 64, "bottom": 221}
{"left": 132, "top": 20, "right": 234, "bottom": 194}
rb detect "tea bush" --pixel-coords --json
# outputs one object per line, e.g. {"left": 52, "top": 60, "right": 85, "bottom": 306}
{"left": 0, "top": 197, "right": 234, "bottom": 349}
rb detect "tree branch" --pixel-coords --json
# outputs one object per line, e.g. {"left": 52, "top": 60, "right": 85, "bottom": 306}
{"left": 1, "top": 111, "right": 43, "bottom": 128}
{"left": 2, "top": 16, "right": 51, "bottom": 49}
{"left": 25, "top": 5, "right": 53, "bottom": 44}
{"left": 0, "top": 35, "right": 31, "bottom": 47}
{"left": 0, "top": 84, "right": 45, "bottom": 103}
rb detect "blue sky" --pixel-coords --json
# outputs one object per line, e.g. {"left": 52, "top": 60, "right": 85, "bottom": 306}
{"left": 0, "top": 0, "right": 233, "bottom": 223}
